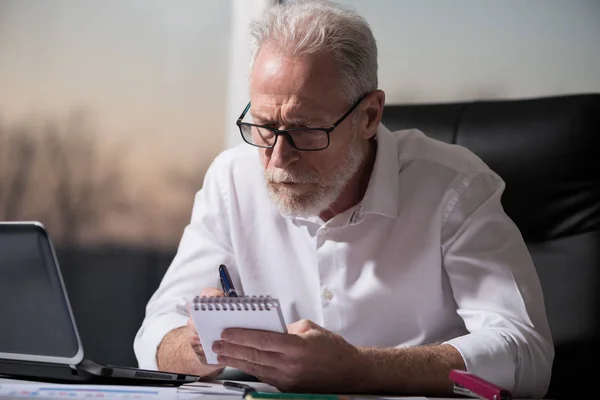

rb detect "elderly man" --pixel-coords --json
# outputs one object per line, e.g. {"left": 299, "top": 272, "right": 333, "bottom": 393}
{"left": 134, "top": 0, "right": 553, "bottom": 397}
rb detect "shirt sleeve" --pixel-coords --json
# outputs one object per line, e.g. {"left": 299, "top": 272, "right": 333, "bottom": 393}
{"left": 441, "top": 171, "right": 554, "bottom": 398}
{"left": 133, "top": 158, "right": 236, "bottom": 370}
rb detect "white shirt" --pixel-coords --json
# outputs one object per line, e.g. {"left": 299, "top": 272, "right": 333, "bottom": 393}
{"left": 134, "top": 125, "right": 554, "bottom": 398}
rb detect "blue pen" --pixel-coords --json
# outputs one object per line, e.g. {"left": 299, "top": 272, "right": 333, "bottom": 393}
{"left": 219, "top": 264, "right": 238, "bottom": 297}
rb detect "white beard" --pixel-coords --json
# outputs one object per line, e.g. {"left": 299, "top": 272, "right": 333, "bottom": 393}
{"left": 264, "top": 130, "right": 365, "bottom": 218}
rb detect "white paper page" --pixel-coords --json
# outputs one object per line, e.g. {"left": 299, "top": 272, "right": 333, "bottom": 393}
{"left": 189, "top": 300, "right": 286, "bottom": 364}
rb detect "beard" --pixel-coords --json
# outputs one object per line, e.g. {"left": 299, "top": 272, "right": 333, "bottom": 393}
{"left": 263, "top": 129, "right": 366, "bottom": 218}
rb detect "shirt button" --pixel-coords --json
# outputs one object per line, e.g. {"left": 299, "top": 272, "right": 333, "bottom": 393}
{"left": 321, "top": 228, "right": 329, "bottom": 234}
{"left": 322, "top": 288, "right": 334, "bottom": 301}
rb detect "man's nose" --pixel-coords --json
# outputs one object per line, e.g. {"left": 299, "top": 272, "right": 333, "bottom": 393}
{"left": 268, "top": 134, "right": 299, "bottom": 169}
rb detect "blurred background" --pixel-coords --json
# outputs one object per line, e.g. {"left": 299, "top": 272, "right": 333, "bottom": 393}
{"left": 0, "top": 0, "right": 231, "bottom": 248}
{"left": 0, "top": 0, "right": 599, "bottom": 367}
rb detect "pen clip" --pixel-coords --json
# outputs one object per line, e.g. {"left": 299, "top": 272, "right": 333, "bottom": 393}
{"left": 449, "top": 369, "right": 512, "bottom": 400}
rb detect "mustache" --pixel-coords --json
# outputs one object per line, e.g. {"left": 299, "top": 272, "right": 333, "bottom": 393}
{"left": 264, "top": 168, "right": 319, "bottom": 184}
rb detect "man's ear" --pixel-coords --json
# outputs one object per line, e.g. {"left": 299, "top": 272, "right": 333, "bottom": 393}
{"left": 361, "top": 90, "right": 385, "bottom": 140}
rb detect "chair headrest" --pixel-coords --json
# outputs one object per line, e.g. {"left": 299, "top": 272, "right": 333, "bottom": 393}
{"left": 382, "top": 94, "right": 600, "bottom": 242}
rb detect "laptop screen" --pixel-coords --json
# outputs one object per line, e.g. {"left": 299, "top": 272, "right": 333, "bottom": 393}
{"left": 0, "top": 223, "right": 81, "bottom": 360}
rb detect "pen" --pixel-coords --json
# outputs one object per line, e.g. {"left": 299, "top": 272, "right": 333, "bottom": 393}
{"left": 219, "top": 264, "right": 238, "bottom": 297}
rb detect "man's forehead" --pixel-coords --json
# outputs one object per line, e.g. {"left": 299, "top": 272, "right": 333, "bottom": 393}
{"left": 249, "top": 46, "right": 342, "bottom": 120}
{"left": 251, "top": 45, "right": 339, "bottom": 86}
{"left": 251, "top": 113, "right": 326, "bottom": 125}
{"left": 249, "top": 96, "right": 336, "bottom": 123}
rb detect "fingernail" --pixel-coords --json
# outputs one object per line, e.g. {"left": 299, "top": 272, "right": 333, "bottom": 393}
{"left": 221, "top": 330, "right": 231, "bottom": 340}
{"left": 212, "top": 341, "right": 223, "bottom": 353}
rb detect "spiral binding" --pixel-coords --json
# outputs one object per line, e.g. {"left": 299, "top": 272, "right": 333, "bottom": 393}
{"left": 192, "top": 295, "right": 280, "bottom": 311}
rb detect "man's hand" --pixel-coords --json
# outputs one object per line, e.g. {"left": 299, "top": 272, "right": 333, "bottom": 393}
{"left": 186, "top": 288, "right": 227, "bottom": 370}
{"left": 212, "top": 317, "right": 464, "bottom": 395}
{"left": 212, "top": 319, "right": 367, "bottom": 393}
{"left": 156, "top": 287, "right": 226, "bottom": 378}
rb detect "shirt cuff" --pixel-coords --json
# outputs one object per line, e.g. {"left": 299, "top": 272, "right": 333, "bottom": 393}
{"left": 134, "top": 313, "right": 189, "bottom": 370}
{"left": 444, "top": 332, "right": 516, "bottom": 392}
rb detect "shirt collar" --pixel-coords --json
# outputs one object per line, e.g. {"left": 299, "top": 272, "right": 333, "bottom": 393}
{"left": 357, "top": 123, "right": 401, "bottom": 219}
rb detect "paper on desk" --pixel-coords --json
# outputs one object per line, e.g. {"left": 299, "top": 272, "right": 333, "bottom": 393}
{"left": 179, "top": 380, "right": 279, "bottom": 395}
{"left": 0, "top": 381, "right": 178, "bottom": 399}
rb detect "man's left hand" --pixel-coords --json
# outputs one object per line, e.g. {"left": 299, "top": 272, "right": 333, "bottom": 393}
{"left": 213, "top": 319, "right": 366, "bottom": 392}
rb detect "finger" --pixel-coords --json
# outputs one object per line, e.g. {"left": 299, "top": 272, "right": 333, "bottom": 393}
{"left": 185, "top": 324, "right": 213, "bottom": 366}
{"left": 221, "top": 328, "right": 303, "bottom": 353}
{"left": 187, "top": 318, "right": 198, "bottom": 334}
{"left": 186, "top": 320, "right": 203, "bottom": 350}
{"left": 286, "top": 319, "right": 318, "bottom": 335}
{"left": 189, "top": 334, "right": 200, "bottom": 347}
{"left": 213, "top": 340, "right": 284, "bottom": 368}
{"left": 200, "top": 287, "right": 225, "bottom": 297}
{"left": 216, "top": 354, "right": 283, "bottom": 382}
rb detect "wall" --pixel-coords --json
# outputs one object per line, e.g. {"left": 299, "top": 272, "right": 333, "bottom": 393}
{"left": 338, "top": 0, "right": 600, "bottom": 104}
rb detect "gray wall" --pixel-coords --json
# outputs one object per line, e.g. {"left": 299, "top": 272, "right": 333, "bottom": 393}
{"left": 342, "top": 0, "right": 600, "bottom": 104}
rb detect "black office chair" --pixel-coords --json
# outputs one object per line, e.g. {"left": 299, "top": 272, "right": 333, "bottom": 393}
{"left": 382, "top": 93, "right": 600, "bottom": 399}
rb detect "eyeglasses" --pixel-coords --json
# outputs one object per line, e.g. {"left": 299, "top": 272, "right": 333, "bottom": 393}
{"left": 236, "top": 93, "right": 368, "bottom": 151}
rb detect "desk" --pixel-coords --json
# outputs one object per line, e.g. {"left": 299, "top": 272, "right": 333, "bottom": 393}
{"left": 1, "top": 377, "right": 538, "bottom": 400}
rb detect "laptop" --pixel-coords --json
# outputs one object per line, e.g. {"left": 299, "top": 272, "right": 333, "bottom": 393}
{"left": 0, "top": 221, "right": 199, "bottom": 386}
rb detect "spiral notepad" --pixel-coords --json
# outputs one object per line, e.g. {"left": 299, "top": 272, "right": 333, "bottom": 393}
{"left": 189, "top": 296, "right": 287, "bottom": 364}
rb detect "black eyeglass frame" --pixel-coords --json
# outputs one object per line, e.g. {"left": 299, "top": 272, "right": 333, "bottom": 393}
{"left": 236, "top": 93, "right": 369, "bottom": 151}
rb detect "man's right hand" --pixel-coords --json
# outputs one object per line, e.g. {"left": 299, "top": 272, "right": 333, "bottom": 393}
{"left": 186, "top": 288, "right": 226, "bottom": 368}
{"left": 156, "top": 287, "right": 226, "bottom": 378}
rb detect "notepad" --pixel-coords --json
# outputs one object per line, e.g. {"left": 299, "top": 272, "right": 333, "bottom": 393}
{"left": 189, "top": 296, "right": 287, "bottom": 364}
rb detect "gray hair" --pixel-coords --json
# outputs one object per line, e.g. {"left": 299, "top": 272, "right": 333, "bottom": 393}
{"left": 249, "top": 0, "right": 378, "bottom": 104}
